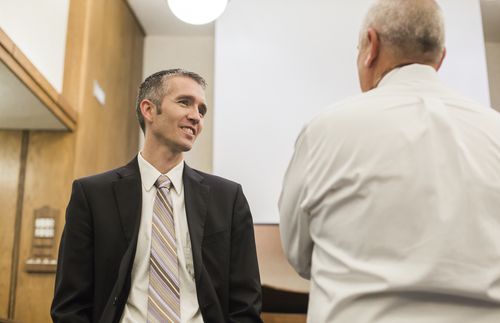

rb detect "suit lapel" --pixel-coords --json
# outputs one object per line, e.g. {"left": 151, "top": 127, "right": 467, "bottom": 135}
{"left": 113, "top": 158, "right": 142, "bottom": 242}
{"left": 183, "top": 163, "right": 210, "bottom": 286}
{"left": 101, "top": 158, "right": 142, "bottom": 322}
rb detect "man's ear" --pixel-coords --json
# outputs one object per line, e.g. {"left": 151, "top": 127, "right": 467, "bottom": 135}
{"left": 364, "top": 28, "right": 380, "bottom": 68}
{"left": 140, "top": 99, "right": 156, "bottom": 124}
{"left": 435, "top": 47, "right": 446, "bottom": 71}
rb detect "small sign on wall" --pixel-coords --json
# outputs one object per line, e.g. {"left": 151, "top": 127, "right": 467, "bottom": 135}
{"left": 25, "top": 206, "right": 58, "bottom": 273}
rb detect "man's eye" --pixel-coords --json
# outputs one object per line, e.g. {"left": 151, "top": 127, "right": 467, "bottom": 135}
{"left": 199, "top": 106, "right": 207, "bottom": 117}
{"left": 177, "top": 100, "right": 189, "bottom": 106}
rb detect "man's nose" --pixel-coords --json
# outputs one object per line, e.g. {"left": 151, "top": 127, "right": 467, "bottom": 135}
{"left": 187, "top": 107, "right": 201, "bottom": 123}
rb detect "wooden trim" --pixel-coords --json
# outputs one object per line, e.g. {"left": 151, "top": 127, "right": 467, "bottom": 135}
{"left": 24, "top": 262, "right": 57, "bottom": 273}
{"left": 11, "top": 47, "right": 77, "bottom": 122}
{"left": 0, "top": 318, "right": 20, "bottom": 323}
{"left": 0, "top": 28, "right": 77, "bottom": 130}
{"left": 8, "top": 131, "right": 29, "bottom": 319}
{"left": 0, "top": 30, "right": 14, "bottom": 53}
{"left": 123, "top": 0, "right": 146, "bottom": 37}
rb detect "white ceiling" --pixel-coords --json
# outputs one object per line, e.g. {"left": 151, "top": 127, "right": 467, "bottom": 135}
{"left": 127, "top": 0, "right": 214, "bottom": 36}
{"left": 127, "top": 0, "right": 499, "bottom": 42}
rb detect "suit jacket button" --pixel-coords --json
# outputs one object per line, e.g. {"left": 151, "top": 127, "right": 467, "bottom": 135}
{"left": 113, "top": 296, "right": 118, "bottom": 305}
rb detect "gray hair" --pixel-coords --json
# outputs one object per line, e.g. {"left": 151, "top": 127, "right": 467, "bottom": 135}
{"left": 360, "top": 0, "right": 445, "bottom": 63}
{"left": 135, "top": 68, "right": 207, "bottom": 132}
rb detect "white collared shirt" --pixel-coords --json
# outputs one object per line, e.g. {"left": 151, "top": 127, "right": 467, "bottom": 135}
{"left": 120, "top": 153, "right": 203, "bottom": 323}
{"left": 280, "top": 64, "right": 500, "bottom": 322}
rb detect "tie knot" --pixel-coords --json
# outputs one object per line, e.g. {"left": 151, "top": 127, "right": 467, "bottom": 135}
{"left": 155, "top": 175, "right": 172, "bottom": 189}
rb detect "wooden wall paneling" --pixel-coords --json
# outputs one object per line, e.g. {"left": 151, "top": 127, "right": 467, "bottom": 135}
{"left": 99, "top": 0, "right": 141, "bottom": 165}
{"left": 261, "top": 313, "right": 307, "bottom": 323}
{"left": 61, "top": 0, "right": 91, "bottom": 111}
{"left": 0, "top": 131, "right": 23, "bottom": 319}
{"left": 8, "top": 0, "right": 90, "bottom": 320}
{"left": 125, "top": 5, "right": 143, "bottom": 159}
{"left": 6, "top": 132, "right": 28, "bottom": 320}
{"left": 13, "top": 132, "right": 75, "bottom": 323}
{"left": 73, "top": 0, "right": 143, "bottom": 179}
{"left": 254, "top": 225, "right": 309, "bottom": 293}
{"left": 7, "top": 0, "right": 144, "bottom": 321}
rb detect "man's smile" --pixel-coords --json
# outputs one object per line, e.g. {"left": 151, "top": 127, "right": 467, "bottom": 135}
{"left": 181, "top": 126, "right": 196, "bottom": 136}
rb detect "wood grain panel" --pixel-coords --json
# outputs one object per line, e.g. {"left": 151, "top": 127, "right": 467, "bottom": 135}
{"left": 13, "top": 132, "right": 75, "bottom": 323}
{"left": 11, "top": 0, "right": 144, "bottom": 322}
{"left": 0, "top": 131, "right": 22, "bottom": 318}
{"left": 73, "top": 0, "right": 143, "bottom": 178}
{"left": 254, "top": 225, "right": 309, "bottom": 293}
{"left": 261, "top": 313, "right": 307, "bottom": 323}
{"left": 0, "top": 28, "right": 15, "bottom": 53}
{"left": 125, "top": 10, "right": 144, "bottom": 161}
{"left": 61, "top": 0, "right": 90, "bottom": 111}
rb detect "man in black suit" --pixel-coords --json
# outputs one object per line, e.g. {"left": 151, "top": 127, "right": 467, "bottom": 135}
{"left": 51, "top": 69, "right": 262, "bottom": 322}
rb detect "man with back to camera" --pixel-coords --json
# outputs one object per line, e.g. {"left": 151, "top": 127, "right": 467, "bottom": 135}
{"left": 279, "top": 0, "right": 500, "bottom": 322}
{"left": 51, "top": 69, "right": 262, "bottom": 323}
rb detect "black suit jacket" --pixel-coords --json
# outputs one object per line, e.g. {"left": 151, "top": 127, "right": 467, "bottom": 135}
{"left": 51, "top": 158, "right": 262, "bottom": 322}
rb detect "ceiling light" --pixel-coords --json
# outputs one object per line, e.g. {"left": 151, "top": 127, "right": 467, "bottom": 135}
{"left": 167, "top": 0, "right": 229, "bottom": 25}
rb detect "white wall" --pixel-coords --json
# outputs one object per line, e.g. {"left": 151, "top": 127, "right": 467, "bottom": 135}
{"left": 438, "top": 0, "right": 490, "bottom": 105}
{"left": 0, "top": 0, "right": 70, "bottom": 93}
{"left": 142, "top": 35, "right": 214, "bottom": 172}
{"left": 213, "top": 0, "right": 491, "bottom": 223}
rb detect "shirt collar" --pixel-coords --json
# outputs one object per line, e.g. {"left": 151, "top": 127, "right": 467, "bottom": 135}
{"left": 137, "top": 152, "right": 184, "bottom": 195}
{"left": 377, "top": 63, "right": 440, "bottom": 88}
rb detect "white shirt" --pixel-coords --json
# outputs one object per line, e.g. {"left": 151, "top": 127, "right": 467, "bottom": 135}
{"left": 279, "top": 64, "right": 500, "bottom": 323}
{"left": 121, "top": 153, "right": 203, "bottom": 323}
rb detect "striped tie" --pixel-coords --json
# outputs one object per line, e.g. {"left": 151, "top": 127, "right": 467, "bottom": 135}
{"left": 148, "top": 175, "right": 180, "bottom": 323}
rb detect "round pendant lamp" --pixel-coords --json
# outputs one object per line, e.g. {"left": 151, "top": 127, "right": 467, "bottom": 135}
{"left": 167, "top": 0, "right": 229, "bottom": 25}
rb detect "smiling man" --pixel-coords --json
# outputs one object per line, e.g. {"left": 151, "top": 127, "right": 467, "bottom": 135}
{"left": 51, "top": 69, "right": 262, "bottom": 323}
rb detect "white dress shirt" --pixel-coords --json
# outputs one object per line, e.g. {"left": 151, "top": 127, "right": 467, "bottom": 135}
{"left": 279, "top": 64, "right": 500, "bottom": 323}
{"left": 121, "top": 153, "right": 203, "bottom": 323}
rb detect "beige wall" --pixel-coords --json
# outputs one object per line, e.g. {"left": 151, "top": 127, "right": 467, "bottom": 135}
{"left": 142, "top": 35, "right": 214, "bottom": 173}
{"left": 486, "top": 41, "right": 500, "bottom": 112}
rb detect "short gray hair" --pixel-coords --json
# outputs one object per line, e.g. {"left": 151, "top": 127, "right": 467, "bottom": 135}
{"left": 360, "top": 0, "right": 445, "bottom": 63}
{"left": 135, "top": 68, "right": 207, "bottom": 132}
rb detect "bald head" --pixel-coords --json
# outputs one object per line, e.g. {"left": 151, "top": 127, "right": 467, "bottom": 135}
{"left": 357, "top": 0, "right": 446, "bottom": 91}
{"left": 360, "top": 0, "right": 445, "bottom": 64}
